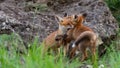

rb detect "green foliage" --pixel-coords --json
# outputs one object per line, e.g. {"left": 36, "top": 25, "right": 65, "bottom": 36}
{"left": 0, "top": 33, "right": 26, "bottom": 54}
{"left": 34, "top": 4, "right": 48, "bottom": 12}
{"left": 26, "top": 2, "right": 48, "bottom": 12}
{"left": 105, "top": 0, "right": 120, "bottom": 11}
{"left": 0, "top": 34, "right": 120, "bottom": 68}
{"left": 0, "top": 45, "right": 21, "bottom": 68}
{"left": 0, "top": 34, "right": 80, "bottom": 68}
{"left": 105, "top": 0, "right": 120, "bottom": 24}
{"left": 99, "top": 46, "right": 120, "bottom": 68}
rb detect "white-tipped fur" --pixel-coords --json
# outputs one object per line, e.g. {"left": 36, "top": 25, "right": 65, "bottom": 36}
{"left": 72, "top": 43, "right": 76, "bottom": 48}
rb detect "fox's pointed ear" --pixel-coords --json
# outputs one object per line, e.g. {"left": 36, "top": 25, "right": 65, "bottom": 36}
{"left": 55, "top": 15, "right": 63, "bottom": 24}
{"left": 72, "top": 14, "right": 78, "bottom": 24}
{"left": 74, "top": 15, "right": 78, "bottom": 19}
{"left": 82, "top": 13, "right": 87, "bottom": 18}
{"left": 73, "top": 15, "right": 78, "bottom": 21}
{"left": 72, "top": 15, "right": 78, "bottom": 19}
{"left": 64, "top": 13, "right": 67, "bottom": 17}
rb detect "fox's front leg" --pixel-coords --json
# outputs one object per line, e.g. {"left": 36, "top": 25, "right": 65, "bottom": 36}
{"left": 63, "top": 44, "right": 69, "bottom": 56}
{"left": 69, "top": 46, "right": 78, "bottom": 59}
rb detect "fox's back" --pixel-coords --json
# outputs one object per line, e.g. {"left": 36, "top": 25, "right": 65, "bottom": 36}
{"left": 72, "top": 25, "right": 93, "bottom": 40}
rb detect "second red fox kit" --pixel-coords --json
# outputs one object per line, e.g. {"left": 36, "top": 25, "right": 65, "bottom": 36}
{"left": 55, "top": 13, "right": 103, "bottom": 61}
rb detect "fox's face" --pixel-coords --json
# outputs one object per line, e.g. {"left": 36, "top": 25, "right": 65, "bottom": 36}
{"left": 56, "top": 13, "right": 87, "bottom": 35}
{"left": 56, "top": 14, "right": 76, "bottom": 35}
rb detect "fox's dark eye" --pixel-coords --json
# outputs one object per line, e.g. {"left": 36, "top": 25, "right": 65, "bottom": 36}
{"left": 61, "top": 20, "right": 63, "bottom": 22}
{"left": 66, "top": 23, "right": 69, "bottom": 25}
{"left": 67, "top": 28, "right": 71, "bottom": 30}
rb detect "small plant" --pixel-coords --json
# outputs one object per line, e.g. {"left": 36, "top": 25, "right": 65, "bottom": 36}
{"left": 34, "top": 4, "right": 48, "bottom": 12}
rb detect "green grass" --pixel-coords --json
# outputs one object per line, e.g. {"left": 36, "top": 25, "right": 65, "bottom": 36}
{"left": 105, "top": 0, "right": 120, "bottom": 10}
{"left": 0, "top": 34, "right": 81, "bottom": 68}
{"left": 98, "top": 41, "right": 120, "bottom": 68}
{"left": 105, "top": 0, "right": 120, "bottom": 24}
{"left": 0, "top": 34, "right": 120, "bottom": 68}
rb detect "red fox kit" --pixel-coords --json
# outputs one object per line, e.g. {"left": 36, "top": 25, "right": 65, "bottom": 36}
{"left": 43, "top": 14, "right": 74, "bottom": 54}
{"left": 68, "top": 31, "right": 97, "bottom": 61}
{"left": 55, "top": 13, "right": 102, "bottom": 61}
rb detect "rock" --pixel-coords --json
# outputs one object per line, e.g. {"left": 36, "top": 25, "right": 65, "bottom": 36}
{"left": 0, "top": 0, "right": 58, "bottom": 45}
{"left": 47, "top": 0, "right": 118, "bottom": 38}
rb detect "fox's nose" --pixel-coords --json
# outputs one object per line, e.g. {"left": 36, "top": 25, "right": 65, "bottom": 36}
{"left": 55, "top": 36, "right": 62, "bottom": 41}
{"left": 55, "top": 38, "right": 60, "bottom": 41}
{"left": 67, "top": 28, "right": 71, "bottom": 31}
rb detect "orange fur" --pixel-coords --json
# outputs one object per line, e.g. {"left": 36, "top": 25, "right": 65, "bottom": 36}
{"left": 56, "top": 13, "right": 97, "bottom": 61}
{"left": 43, "top": 30, "right": 63, "bottom": 54}
{"left": 43, "top": 15, "right": 74, "bottom": 54}
{"left": 69, "top": 31, "right": 97, "bottom": 62}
